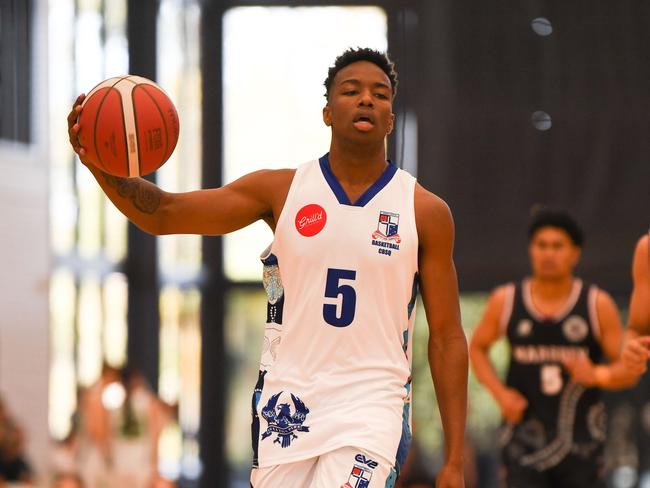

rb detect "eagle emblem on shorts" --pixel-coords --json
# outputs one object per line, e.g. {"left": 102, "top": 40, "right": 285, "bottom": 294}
{"left": 261, "top": 392, "right": 310, "bottom": 448}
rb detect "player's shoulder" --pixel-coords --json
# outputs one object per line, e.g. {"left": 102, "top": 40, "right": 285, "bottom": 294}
{"left": 414, "top": 183, "right": 450, "bottom": 213}
{"left": 595, "top": 287, "right": 617, "bottom": 308}
{"left": 251, "top": 167, "right": 296, "bottom": 182}
{"left": 487, "top": 283, "right": 516, "bottom": 309}
{"left": 414, "top": 183, "right": 453, "bottom": 236}
{"left": 238, "top": 168, "right": 296, "bottom": 193}
{"left": 632, "top": 233, "right": 650, "bottom": 280}
{"left": 636, "top": 234, "right": 649, "bottom": 256}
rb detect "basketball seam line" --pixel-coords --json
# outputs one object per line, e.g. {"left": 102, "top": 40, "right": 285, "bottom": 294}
{"left": 92, "top": 87, "right": 120, "bottom": 173}
{"left": 118, "top": 89, "right": 130, "bottom": 177}
{"left": 83, "top": 75, "right": 130, "bottom": 102}
{"left": 131, "top": 87, "right": 142, "bottom": 177}
{"left": 87, "top": 76, "right": 131, "bottom": 175}
{"left": 136, "top": 84, "right": 170, "bottom": 173}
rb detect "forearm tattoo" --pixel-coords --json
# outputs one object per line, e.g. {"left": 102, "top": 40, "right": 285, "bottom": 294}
{"left": 101, "top": 173, "right": 162, "bottom": 214}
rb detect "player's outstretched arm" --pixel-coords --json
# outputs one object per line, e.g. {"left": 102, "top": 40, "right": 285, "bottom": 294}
{"left": 415, "top": 185, "right": 466, "bottom": 488}
{"left": 619, "top": 236, "right": 650, "bottom": 381}
{"left": 629, "top": 235, "right": 650, "bottom": 336}
{"left": 68, "top": 95, "right": 292, "bottom": 235}
{"left": 469, "top": 286, "right": 529, "bottom": 424}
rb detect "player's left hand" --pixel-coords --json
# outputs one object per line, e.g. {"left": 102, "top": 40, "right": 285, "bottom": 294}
{"left": 436, "top": 463, "right": 464, "bottom": 488}
{"left": 562, "top": 354, "right": 597, "bottom": 387}
{"left": 621, "top": 336, "right": 650, "bottom": 376}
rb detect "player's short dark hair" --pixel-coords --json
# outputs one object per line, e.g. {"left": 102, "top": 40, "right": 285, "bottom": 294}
{"left": 324, "top": 47, "right": 398, "bottom": 99}
{"left": 528, "top": 206, "right": 584, "bottom": 247}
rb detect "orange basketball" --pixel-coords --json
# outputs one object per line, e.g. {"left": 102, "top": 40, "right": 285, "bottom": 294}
{"left": 77, "top": 75, "right": 180, "bottom": 177}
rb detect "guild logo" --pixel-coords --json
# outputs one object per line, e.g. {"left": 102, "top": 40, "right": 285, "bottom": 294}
{"left": 562, "top": 315, "right": 589, "bottom": 343}
{"left": 295, "top": 204, "right": 327, "bottom": 237}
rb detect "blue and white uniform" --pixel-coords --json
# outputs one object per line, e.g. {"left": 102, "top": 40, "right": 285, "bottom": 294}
{"left": 251, "top": 154, "right": 419, "bottom": 487}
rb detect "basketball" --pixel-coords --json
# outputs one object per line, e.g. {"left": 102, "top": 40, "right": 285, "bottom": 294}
{"left": 77, "top": 75, "right": 179, "bottom": 178}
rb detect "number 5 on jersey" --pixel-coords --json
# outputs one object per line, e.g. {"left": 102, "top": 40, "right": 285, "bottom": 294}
{"left": 323, "top": 268, "right": 357, "bottom": 327}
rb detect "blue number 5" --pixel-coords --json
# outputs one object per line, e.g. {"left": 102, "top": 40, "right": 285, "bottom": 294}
{"left": 323, "top": 268, "right": 357, "bottom": 327}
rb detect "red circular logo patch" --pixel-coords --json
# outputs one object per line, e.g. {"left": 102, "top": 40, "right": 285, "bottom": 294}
{"left": 295, "top": 204, "right": 327, "bottom": 237}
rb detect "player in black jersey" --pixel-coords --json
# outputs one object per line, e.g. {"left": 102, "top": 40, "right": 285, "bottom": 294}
{"left": 469, "top": 209, "right": 636, "bottom": 488}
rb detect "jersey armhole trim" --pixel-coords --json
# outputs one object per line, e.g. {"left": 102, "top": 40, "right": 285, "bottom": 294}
{"left": 499, "top": 283, "right": 516, "bottom": 335}
{"left": 408, "top": 173, "right": 419, "bottom": 273}
{"left": 272, "top": 161, "right": 310, "bottom": 242}
{"left": 588, "top": 286, "right": 601, "bottom": 341}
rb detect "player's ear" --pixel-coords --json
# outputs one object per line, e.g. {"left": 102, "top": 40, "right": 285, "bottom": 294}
{"left": 569, "top": 245, "right": 582, "bottom": 268}
{"left": 323, "top": 105, "right": 332, "bottom": 127}
{"left": 386, "top": 113, "right": 395, "bottom": 135}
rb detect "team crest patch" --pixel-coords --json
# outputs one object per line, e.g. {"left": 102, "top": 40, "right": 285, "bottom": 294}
{"left": 517, "top": 319, "right": 533, "bottom": 337}
{"left": 295, "top": 204, "right": 327, "bottom": 237}
{"left": 261, "top": 392, "right": 310, "bottom": 448}
{"left": 371, "top": 211, "right": 401, "bottom": 256}
{"left": 562, "top": 315, "right": 589, "bottom": 342}
{"left": 341, "top": 464, "right": 373, "bottom": 488}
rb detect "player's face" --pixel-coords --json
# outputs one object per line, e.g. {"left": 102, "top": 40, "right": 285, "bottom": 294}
{"left": 323, "top": 61, "right": 394, "bottom": 143}
{"left": 529, "top": 227, "right": 581, "bottom": 280}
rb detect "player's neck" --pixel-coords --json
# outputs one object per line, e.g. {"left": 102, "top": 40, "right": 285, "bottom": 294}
{"left": 530, "top": 275, "right": 575, "bottom": 302}
{"left": 328, "top": 142, "right": 388, "bottom": 186}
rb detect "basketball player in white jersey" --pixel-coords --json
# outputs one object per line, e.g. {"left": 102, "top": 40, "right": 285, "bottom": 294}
{"left": 469, "top": 209, "right": 637, "bottom": 488}
{"left": 67, "top": 48, "right": 468, "bottom": 488}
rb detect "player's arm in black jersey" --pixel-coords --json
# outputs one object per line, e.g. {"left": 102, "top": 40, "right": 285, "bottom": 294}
{"left": 68, "top": 94, "right": 294, "bottom": 236}
{"left": 415, "top": 184, "right": 467, "bottom": 488}
{"left": 469, "top": 286, "right": 528, "bottom": 424}
{"left": 562, "top": 289, "right": 642, "bottom": 389}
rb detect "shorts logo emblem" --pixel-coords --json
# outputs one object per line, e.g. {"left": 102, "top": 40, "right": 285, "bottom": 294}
{"left": 260, "top": 392, "right": 310, "bottom": 448}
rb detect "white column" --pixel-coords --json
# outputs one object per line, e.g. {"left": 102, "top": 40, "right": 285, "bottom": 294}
{"left": 0, "top": 0, "right": 50, "bottom": 480}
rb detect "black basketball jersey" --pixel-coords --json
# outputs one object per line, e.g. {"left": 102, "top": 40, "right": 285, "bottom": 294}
{"left": 501, "top": 278, "right": 606, "bottom": 470}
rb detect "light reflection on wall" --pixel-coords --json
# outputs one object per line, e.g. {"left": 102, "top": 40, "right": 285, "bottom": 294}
{"left": 103, "top": 272, "right": 128, "bottom": 367}
{"left": 156, "top": 0, "right": 203, "bottom": 480}
{"left": 76, "top": 274, "right": 103, "bottom": 386}
{"left": 48, "top": 0, "right": 129, "bottom": 440}
{"left": 48, "top": 269, "right": 78, "bottom": 439}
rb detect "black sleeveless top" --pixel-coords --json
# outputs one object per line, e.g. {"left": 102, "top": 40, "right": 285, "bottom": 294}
{"left": 501, "top": 278, "right": 606, "bottom": 469}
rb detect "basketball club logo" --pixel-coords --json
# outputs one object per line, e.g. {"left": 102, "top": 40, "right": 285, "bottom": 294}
{"left": 341, "top": 464, "right": 373, "bottom": 488}
{"left": 517, "top": 319, "right": 533, "bottom": 337}
{"left": 371, "top": 211, "right": 401, "bottom": 256}
{"left": 295, "top": 204, "right": 327, "bottom": 237}
{"left": 260, "top": 392, "right": 310, "bottom": 448}
{"left": 562, "top": 315, "right": 589, "bottom": 342}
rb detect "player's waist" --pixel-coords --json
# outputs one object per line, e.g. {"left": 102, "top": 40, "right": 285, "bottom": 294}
{"left": 256, "top": 397, "right": 406, "bottom": 465}
{"left": 258, "top": 376, "right": 409, "bottom": 415}
{"left": 267, "top": 353, "right": 411, "bottom": 389}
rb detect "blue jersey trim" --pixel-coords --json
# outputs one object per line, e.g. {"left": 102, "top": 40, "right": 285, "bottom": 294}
{"left": 318, "top": 153, "right": 398, "bottom": 207}
{"left": 261, "top": 252, "right": 278, "bottom": 266}
{"left": 394, "top": 382, "right": 412, "bottom": 475}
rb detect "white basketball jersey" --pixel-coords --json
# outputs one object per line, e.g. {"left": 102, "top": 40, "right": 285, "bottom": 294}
{"left": 252, "top": 154, "right": 419, "bottom": 470}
